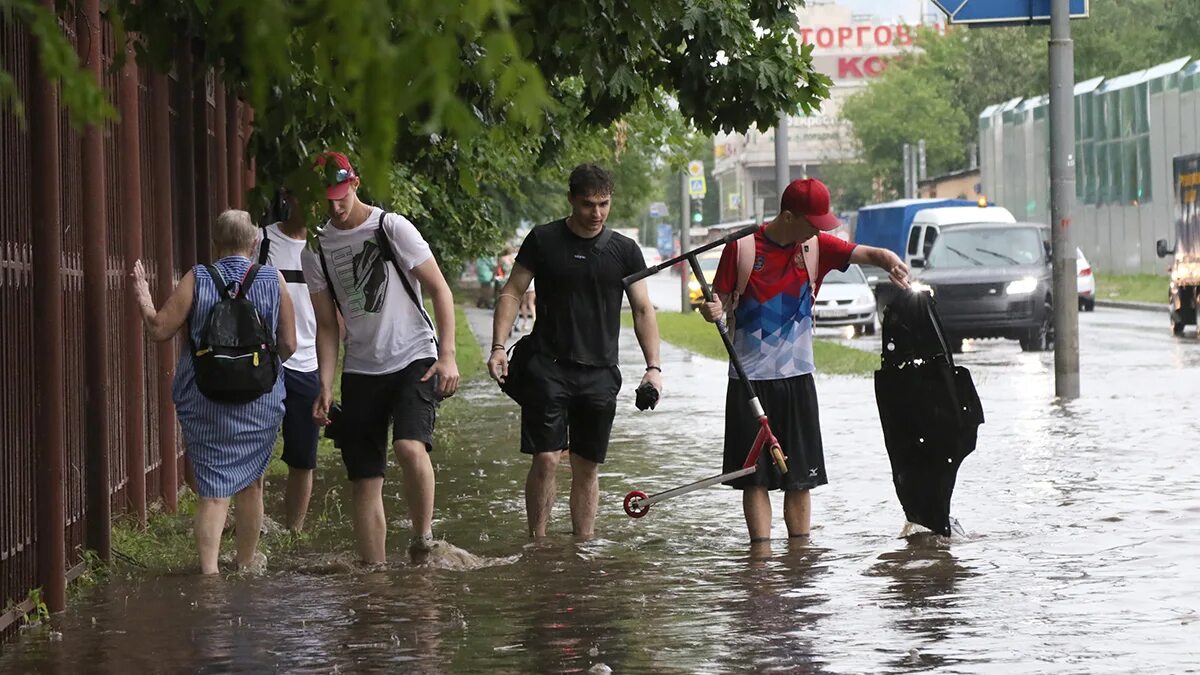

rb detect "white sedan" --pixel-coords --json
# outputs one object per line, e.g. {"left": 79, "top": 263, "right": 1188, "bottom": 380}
{"left": 1077, "top": 247, "right": 1095, "bottom": 311}
{"left": 814, "top": 263, "right": 877, "bottom": 336}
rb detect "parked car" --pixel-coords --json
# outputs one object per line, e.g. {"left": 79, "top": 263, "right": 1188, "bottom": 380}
{"left": 909, "top": 222, "right": 1053, "bottom": 352}
{"left": 640, "top": 245, "right": 663, "bottom": 268}
{"left": 688, "top": 248, "right": 723, "bottom": 310}
{"left": 813, "top": 264, "right": 877, "bottom": 336}
{"left": 1032, "top": 225, "right": 1096, "bottom": 312}
{"left": 1077, "top": 248, "right": 1095, "bottom": 311}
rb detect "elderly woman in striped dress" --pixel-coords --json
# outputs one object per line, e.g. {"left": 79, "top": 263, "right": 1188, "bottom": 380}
{"left": 132, "top": 209, "right": 296, "bottom": 574}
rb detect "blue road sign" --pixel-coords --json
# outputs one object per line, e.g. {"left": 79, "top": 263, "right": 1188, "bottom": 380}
{"left": 656, "top": 224, "right": 674, "bottom": 257}
{"left": 931, "top": 0, "right": 1088, "bottom": 25}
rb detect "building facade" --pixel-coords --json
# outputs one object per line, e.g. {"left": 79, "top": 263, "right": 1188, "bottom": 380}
{"left": 980, "top": 57, "right": 1200, "bottom": 275}
{"left": 712, "top": 1, "right": 946, "bottom": 223}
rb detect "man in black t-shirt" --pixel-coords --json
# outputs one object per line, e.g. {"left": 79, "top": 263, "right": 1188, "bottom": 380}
{"left": 488, "top": 164, "right": 662, "bottom": 539}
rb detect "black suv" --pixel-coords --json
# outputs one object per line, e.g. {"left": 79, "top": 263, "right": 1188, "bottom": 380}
{"left": 908, "top": 223, "right": 1053, "bottom": 352}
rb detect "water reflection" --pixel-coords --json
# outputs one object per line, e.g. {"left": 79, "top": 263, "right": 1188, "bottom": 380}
{"left": 713, "top": 540, "right": 831, "bottom": 673}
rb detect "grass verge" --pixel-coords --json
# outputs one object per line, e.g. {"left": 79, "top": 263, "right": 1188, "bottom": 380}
{"left": 1095, "top": 273, "right": 1167, "bottom": 305}
{"left": 625, "top": 310, "right": 878, "bottom": 376}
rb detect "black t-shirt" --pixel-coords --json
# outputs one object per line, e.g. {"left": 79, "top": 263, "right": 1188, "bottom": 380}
{"left": 516, "top": 219, "right": 647, "bottom": 367}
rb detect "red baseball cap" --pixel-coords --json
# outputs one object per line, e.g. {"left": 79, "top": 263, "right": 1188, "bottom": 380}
{"left": 781, "top": 178, "right": 840, "bottom": 231}
{"left": 314, "top": 151, "right": 358, "bottom": 200}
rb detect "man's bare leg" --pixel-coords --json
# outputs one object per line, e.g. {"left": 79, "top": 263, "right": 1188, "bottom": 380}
{"left": 743, "top": 487, "right": 773, "bottom": 542}
{"left": 525, "top": 451, "right": 561, "bottom": 538}
{"left": 569, "top": 453, "right": 599, "bottom": 539}
{"left": 783, "top": 489, "right": 812, "bottom": 538}
{"left": 394, "top": 440, "right": 435, "bottom": 543}
{"left": 284, "top": 467, "right": 314, "bottom": 532}
{"left": 351, "top": 477, "right": 387, "bottom": 563}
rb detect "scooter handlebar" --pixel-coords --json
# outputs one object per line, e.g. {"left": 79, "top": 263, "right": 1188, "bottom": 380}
{"left": 622, "top": 265, "right": 658, "bottom": 287}
{"left": 622, "top": 224, "right": 759, "bottom": 288}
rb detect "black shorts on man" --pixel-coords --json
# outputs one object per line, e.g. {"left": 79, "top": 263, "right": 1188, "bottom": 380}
{"left": 281, "top": 368, "right": 321, "bottom": 470}
{"left": 519, "top": 351, "right": 621, "bottom": 464}
{"left": 511, "top": 219, "right": 645, "bottom": 465}
{"left": 335, "top": 357, "right": 438, "bottom": 481}
{"left": 723, "top": 373, "right": 827, "bottom": 491}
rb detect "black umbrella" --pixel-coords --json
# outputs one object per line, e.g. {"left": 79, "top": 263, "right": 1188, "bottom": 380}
{"left": 874, "top": 290, "right": 984, "bottom": 536}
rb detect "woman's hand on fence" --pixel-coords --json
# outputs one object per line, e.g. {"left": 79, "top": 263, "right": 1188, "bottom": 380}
{"left": 131, "top": 260, "right": 153, "bottom": 312}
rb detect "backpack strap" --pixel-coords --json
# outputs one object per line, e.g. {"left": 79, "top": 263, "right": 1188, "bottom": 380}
{"left": 315, "top": 241, "right": 343, "bottom": 317}
{"left": 257, "top": 233, "right": 271, "bottom": 265}
{"left": 203, "top": 264, "right": 233, "bottom": 300}
{"left": 591, "top": 226, "right": 614, "bottom": 254}
{"left": 372, "top": 212, "right": 439, "bottom": 346}
{"left": 234, "top": 264, "right": 262, "bottom": 300}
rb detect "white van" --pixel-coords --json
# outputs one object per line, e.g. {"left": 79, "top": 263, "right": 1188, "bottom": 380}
{"left": 906, "top": 206, "right": 1016, "bottom": 269}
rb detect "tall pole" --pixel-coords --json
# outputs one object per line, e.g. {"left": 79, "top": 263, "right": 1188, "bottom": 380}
{"left": 117, "top": 38, "right": 146, "bottom": 527}
{"left": 917, "top": 139, "right": 927, "bottom": 181}
{"left": 1049, "top": 0, "right": 1080, "bottom": 398}
{"left": 151, "top": 72, "right": 179, "bottom": 511}
{"left": 79, "top": 0, "right": 112, "bottom": 559}
{"left": 680, "top": 173, "right": 691, "bottom": 313}
{"left": 903, "top": 144, "right": 913, "bottom": 198}
{"left": 775, "top": 111, "right": 790, "bottom": 199}
{"left": 31, "top": 0, "right": 67, "bottom": 612}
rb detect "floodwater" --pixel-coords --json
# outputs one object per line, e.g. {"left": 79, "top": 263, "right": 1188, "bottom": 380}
{"left": 2, "top": 304, "right": 1198, "bottom": 673}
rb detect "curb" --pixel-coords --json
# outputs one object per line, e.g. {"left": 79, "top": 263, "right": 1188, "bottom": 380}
{"left": 1095, "top": 299, "right": 1169, "bottom": 313}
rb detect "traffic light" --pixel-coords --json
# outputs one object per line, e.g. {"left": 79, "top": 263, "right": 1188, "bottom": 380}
{"left": 690, "top": 198, "right": 704, "bottom": 225}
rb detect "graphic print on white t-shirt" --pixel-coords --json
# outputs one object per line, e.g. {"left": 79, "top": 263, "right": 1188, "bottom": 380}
{"left": 300, "top": 207, "right": 437, "bottom": 375}
{"left": 326, "top": 236, "right": 389, "bottom": 317}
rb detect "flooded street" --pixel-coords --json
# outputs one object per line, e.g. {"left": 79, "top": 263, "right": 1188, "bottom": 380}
{"left": 2, "top": 294, "right": 1199, "bottom": 673}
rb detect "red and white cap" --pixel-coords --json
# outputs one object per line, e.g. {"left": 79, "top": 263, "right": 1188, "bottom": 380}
{"left": 314, "top": 151, "right": 358, "bottom": 200}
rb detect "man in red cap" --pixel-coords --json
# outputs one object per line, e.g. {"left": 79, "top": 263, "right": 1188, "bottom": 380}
{"left": 300, "top": 151, "right": 460, "bottom": 562}
{"left": 698, "top": 177, "right": 908, "bottom": 545}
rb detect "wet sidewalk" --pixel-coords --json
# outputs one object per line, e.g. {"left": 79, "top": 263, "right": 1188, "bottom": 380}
{"left": 2, "top": 304, "right": 1198, "bottom": 672}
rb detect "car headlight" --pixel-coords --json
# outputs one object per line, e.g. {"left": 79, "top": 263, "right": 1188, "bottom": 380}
{"left": 857, "top": 294, "right": 875, "bottom": 306}
{"left": 910, "top": 281, "right": 934, "bottom": 296}
{"left": 1005, "top": 277, "right": 1038, "bottom": 295}
{"left": 688, "top": 279, "right": 700, "bottom": 292}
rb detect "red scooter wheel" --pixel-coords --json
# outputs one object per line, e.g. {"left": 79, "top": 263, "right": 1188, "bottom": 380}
{"left": 623, "top": 490, "right": 650, "bottom": 518}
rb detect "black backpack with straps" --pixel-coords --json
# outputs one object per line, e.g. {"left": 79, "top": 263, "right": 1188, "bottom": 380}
{"left": 191, "top": 264, "right": 279, "bottom": 403}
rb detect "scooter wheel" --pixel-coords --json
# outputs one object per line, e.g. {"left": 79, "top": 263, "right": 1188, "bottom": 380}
{"left": 623, "top": 490, "right": 650, "bottom": 518}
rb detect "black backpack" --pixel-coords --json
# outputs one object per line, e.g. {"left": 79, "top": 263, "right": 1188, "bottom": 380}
{"left": 191, "top": 264, "right": 278, "bottom": 403}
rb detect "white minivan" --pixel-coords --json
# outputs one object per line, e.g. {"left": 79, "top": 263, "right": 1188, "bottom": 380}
{"left": 906, "top": 206, "right": 1017, "bottom": 269}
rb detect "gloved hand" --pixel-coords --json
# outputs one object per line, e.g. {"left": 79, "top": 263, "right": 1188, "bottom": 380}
{"left": 635, "top": 382, "right": 660, "bottom": 411}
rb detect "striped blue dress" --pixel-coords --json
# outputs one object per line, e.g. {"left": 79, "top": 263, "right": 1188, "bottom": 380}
{"left": 173, "top": 256, "right": 286, "bottom": 498}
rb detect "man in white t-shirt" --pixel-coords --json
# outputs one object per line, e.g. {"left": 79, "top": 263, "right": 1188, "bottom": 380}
{"left": 258, "top": 189, "right": 321, "bottom": 532}
{"left": 301, "top": 152, "right": 460, "bottom": 562}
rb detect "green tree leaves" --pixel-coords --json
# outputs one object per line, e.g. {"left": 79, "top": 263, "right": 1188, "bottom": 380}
{"left": 5, "top": 0, "right": 832, "bottom": 265}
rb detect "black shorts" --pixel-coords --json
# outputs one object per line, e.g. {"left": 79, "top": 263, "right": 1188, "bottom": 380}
{"left": 723, "top": 373, "right": 827, "bottom": 491}
{"left": 337, "top": 357, "right": 438, "bottom": 481}
{"left": 519, "top": 353, "right": 621, "bottom": 464}
{"left": 281, "top": 367, "right": 321, "bottom": 470}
